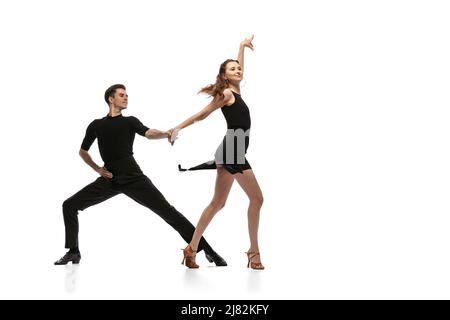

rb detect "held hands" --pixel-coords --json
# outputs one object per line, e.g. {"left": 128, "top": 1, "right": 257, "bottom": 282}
{"left": 241, "top": 34, "right": 254, "bottom": 50}
{"left": 166, "top": 127, "right": 180, "bottom": 145}
{"left": 96, "top": 166, "right": 113, "bottom": 179}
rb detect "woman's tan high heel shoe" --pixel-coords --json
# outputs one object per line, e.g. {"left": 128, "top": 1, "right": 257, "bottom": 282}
{"left": 246, "top": 251, "right": 265, "bottom": 270}
{"left": 182, "top": 245, "right": 199, "bottom": 268}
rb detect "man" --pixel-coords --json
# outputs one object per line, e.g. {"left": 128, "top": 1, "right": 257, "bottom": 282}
{"left": 54, "top": 84, "right": 226, "bottom": 266}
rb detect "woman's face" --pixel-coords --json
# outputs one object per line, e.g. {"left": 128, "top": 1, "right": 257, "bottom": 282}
{"left": 224, "top": 61, "right": 242, "bottom": 83}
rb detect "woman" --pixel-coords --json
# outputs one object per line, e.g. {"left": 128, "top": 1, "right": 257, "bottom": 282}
{"left": 171, "top": 35, "right": 264, "bottom": 270}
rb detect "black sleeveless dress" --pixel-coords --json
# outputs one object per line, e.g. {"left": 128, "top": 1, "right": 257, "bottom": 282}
{"left": 179, "top": 91, "right": 252, "bottom": 174}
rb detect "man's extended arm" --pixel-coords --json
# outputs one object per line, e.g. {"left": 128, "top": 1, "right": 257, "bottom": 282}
{"left": 145, "top": 128, "right": 170, "bottom": 140}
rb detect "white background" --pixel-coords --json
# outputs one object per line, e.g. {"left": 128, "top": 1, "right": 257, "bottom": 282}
{"left": 0, "top": 0, "right": 449, "bottom": 299}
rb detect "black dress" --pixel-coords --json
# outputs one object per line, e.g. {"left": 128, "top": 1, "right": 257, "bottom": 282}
{"left": 179, "top": 91, "right": 252, "bottom": 174}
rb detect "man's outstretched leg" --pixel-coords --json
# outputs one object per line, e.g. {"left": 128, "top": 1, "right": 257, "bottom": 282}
{"left": 55, "top": 177, "right": 119, "bottom": 265}
{"left": 122, "top": 176, "right": 227, "bottom": 266}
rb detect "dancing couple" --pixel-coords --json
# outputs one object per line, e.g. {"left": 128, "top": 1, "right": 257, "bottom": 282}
{"left": 55, "top": 35, "right": 264, "bottom": 270}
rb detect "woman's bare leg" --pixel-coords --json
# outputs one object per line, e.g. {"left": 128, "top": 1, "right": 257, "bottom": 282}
{"left": 189, "top": 166, "right": 234, "bottom": 251}
{"left": 234, "top": 169, "right": 264, "bottom": 264}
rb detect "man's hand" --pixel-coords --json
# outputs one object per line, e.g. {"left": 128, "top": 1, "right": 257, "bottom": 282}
{"left": 96, "top": 166, "right": 113, "bottom": 179}
{"left": 167, "top": 127, "right": 179, "bottom": 145}
{"left": 167, "top": 128, "right": 174, "bottom": 145}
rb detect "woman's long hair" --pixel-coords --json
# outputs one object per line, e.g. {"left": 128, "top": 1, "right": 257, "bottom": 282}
{"left": 199, "top": 59, "right": 239, "bottom": 97}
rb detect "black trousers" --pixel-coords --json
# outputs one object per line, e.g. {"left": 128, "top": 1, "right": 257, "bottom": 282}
{"left": 62, "top": 157, "right": 211, "bottom": 252}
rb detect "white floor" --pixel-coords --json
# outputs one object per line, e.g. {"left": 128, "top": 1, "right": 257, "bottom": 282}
{"left": 2, "top": 206, "right": 450, "bottom": 300}
{"left": 2, "top": 245, "right": 450, "bottom": 300}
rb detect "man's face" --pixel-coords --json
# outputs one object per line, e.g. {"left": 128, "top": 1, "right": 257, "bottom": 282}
{"left": 110, "top": 88, "right": 128, "bottom": 109}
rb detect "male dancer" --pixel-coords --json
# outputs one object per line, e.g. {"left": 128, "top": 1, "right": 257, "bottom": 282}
{"left": 54, "top": 84, "right": 227, "bottom": 266}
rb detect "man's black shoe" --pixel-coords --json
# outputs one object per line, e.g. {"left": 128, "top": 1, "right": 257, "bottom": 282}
{"left": 54, "top": 252, "right": 81, "bottom": 265}
{"left": 205, "top": 249, "right": 227, "bottom": 266}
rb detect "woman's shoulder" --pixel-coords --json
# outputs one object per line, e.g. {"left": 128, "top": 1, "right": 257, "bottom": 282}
{"left": 222, "top": 89, "right": 235, "bottom": 107}
{"left": 223, "top": 88, "right": 234, "bottom": 97}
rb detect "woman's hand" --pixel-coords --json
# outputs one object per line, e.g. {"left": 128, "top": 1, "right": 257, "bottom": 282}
{"left": 167, "top": 127, "right": 179, "bottom": 145}
{"left": 240, "top": 35, "right": 254, "bottom": 50}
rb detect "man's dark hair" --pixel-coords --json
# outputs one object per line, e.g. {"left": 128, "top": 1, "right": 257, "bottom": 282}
{"left": 104, "top": 84, "right": 126, "bottom": 105}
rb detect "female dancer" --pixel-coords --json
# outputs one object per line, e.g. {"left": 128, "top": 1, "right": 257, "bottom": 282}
{"left": 171, "top": 35, "right": 264, "bottom": 270}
